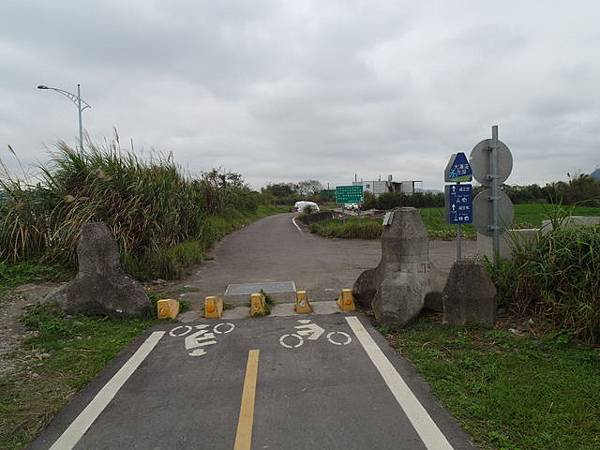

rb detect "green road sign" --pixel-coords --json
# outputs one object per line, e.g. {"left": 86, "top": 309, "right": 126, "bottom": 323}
{"left": 336, "top": 185, "right": 363, "bottom": 204}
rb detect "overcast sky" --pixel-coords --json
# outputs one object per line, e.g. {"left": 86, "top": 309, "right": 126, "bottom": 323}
{"left": 1, "top": 1, "right": 599, "bottom": 190}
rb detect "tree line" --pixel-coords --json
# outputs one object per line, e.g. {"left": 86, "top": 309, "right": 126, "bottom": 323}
{"left": 261, "top": 180, "right": 328, "bottom": 205}
{"left": 263, "top": 173, "right": 600, "bottom": 209}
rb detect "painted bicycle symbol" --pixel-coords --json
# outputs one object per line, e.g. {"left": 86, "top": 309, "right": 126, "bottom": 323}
{"left": 279, "top": 319, "right": 352, "bottom": 349}
{"left": 169, "top": 322, "right": 235, "bottom": 357}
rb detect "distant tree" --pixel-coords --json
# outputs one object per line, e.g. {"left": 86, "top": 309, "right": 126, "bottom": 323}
{"left": 361, "top": 191, "right": 377, "bottom": 210}
{"left": 567, "top": 173, "right": 600, "bottom": 206}
{"left": 502, "top": 183, "right": 546, "bottom": 204}
{"left": 296, "top": 179, "right": 323, "bottom": 197}
{"left": 262, "top": 183, "right": 296, "bottom": 198}
{"left": 319, "top": 189, "right": 336, "bottom": 202}
{"left": 499, "top": 174, "right": 600, "bottom": 206}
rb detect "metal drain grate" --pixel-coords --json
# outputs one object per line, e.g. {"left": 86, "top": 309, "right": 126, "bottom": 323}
{"left": 225, "top": 281, "right": 296, "bottom": 296}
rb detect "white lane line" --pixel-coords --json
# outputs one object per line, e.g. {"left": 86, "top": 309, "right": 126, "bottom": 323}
{"left": 49, "top": 331, "right": 165, "bottom": 450}
{"left": 291, "top": 216, "right": 303, "bottom": 233}
{"left": 345, "top": 317, "right": 454, "bottom": 450}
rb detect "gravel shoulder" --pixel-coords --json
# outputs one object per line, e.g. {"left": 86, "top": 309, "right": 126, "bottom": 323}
{"left": 0, "top": 283, "right": 60, "bottom": 375}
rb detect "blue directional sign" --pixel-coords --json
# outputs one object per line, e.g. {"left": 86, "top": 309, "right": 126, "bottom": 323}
{"left": 444, "top": 152, "right": 473, "bottom": 182}
{"left": 445, "top": 184, "right": 473, "bottom": 224}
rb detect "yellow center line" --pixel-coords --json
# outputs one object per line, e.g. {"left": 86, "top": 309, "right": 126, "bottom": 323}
{"left": 234, "top": 349, "right": 260, "bottom": 450}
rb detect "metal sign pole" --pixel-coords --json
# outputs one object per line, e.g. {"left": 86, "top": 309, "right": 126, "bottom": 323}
{"left": 490, "top": 125, "right": 500, "bottom": 265}
{"left": 456, "top": 182, "right": 462, "bottom": 260}
{"left": 456, "top": 224, "right": 462, "bottom": 259}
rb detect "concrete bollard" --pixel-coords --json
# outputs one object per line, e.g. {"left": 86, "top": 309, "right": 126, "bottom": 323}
{"left": 204, "top": 296, "right": 224, "bottom": 319}
{"left": 353, "top": 207, "right": 431, "bottom": 326}
{"left": 47, "top": 222, "right": 150, "bottom": 318}
{"left": 337, "top": 289, "right": 356, "bottom": 312}
{"left": 157, "top": 298, "right": 180, "bottom": 319}
{"left": 294, "top": 290, "right": 312, "bottom": 314}
{"left": 250, "top": 292, "right": 267, "bottom": 317}
{"left": 442, "top": 260, "right": 497, "bottom": 326}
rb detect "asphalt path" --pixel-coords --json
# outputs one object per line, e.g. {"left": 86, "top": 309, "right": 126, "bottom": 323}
{"left": 31, "top": 314, "right": 475, "bottom": 450}
{"left": 176, "top": 213, "right": 475, "bottom": 306}
{"left": 30, "top": 213, "right": 477, "bottom": 450}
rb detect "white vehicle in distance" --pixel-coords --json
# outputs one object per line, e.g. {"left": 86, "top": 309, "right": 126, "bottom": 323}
{"left": 294, "top": 201, "right": 320, "bottom": 213}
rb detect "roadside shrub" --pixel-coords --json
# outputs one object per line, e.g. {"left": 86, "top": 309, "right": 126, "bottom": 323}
{"left": 303, "top": 205, "right": 315, "bottom": 215}
{"left": 488, "top": 223, "right": 600, "bottom": 343}
{"left": 368, "top": 191, "right": 444, "bottom": 210}
{"left": 309, "top": 218, "right": 382, "bottom": 239}
{"left": 123, "top": 240, "right": 204, "bottom": 280}
{"left": 362, "top": 191, "right": 378, "bottom": 210}
{"left": 502, "top": 175, "right": 600, "bottom": 206}
{"left": 0, "top": 140, "right": 260, "bottom": 279}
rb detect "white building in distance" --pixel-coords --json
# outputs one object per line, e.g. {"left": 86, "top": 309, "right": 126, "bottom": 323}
{"left": 352, "top": 175, "right": 422, "bottom": 197}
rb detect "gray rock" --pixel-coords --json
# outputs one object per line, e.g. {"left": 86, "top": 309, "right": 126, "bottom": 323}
{"left": 352, "top": 268, "right": 377, "bottom": 308}
{"left": 47, "top": 222, "right": 150, "bottom": 318}
{"left": 423, "top": 263, "right": 447, "bottom": 312}
{"left": 442, "top": 260, "right": 497, "bottom": 326}
{"left": 353, "top": 207, "right": 431, "bottom": 326}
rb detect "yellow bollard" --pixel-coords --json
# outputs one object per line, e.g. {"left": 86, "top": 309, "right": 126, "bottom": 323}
{"left": 157, "top": 298, "right": 180, "bottom": 319}
{"left": 250, "top": 292, "right": 267, "bottom": 317}
{"left": 294, "top": 290, "right": 312, "bottom": 314}
{"left": 337, "top": 289, "right": 356, "bottom": 312}
{"left": 204, "top": 296, "right": 224, "bottom": 319}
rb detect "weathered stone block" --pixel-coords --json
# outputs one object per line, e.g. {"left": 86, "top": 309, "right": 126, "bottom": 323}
{"left": 423, "top": 263, "right": 447, "bottom": 312}
{"left": 47, "top": 222, "right": 150, "bottom": 318}
{"left": 442, "top": 260, "right": 497, "bottom": 326}
{"left": 353, "top": 207, "right": 432, "bottom": 326}
{"left": 352, "top": 268, "right": 377, "bottom": 308}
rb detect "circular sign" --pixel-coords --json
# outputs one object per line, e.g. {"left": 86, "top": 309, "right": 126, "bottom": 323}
{"left": 473, "top": 189, "right": 514, "bottom": 236}
{"left": 469, "top": 139, "right": 513, "bottom": 186}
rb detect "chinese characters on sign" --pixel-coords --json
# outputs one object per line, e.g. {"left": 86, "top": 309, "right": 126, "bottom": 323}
{"left": 335, "top": 185, "right": 364, "bottom": 204}
{"left": 445, "top": 184, "right": 473, "bottom": 224}
{"left": 444, "top": 152, "right": 473, "bottom": 183}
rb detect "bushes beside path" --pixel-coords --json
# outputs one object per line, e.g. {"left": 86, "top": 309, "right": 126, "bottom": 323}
{"left": 0, "top": 140, "right": 284, "bottom": 280}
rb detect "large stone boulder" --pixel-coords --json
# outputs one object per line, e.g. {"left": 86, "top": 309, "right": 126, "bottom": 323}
{"left": 423, "top": 263, "right": 447, "bottom": 312}
{"left": 353, "top": 207, "right": 435, "bottom": 326}
{"left": 47, "top": 222, "right": 150, "bottom": 318}
{"left": 442, "top": 260, "right": 496, "bottom": 326}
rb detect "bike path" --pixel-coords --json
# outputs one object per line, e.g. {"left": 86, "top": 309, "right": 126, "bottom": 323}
{"left": 30, "top": 313, "right": 475, "bottom": 450}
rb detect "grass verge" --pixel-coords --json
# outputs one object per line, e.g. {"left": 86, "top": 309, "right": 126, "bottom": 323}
{"left": 309, "top": 204, "right": 600, "bottom": 240}
{"left": 122, "top": 205, "right": 289, "bottom": 280}
{"left": 309, "top": 217, "right": 382, "bottom": 239}
{"left": 0, "top": 305, "right": 155, "bottom": 449}
{"left": 384, "top": 316, "right": 600, "bottom": 450}
{"left": 0, "top": 261, "right": 71, "bottom": 303}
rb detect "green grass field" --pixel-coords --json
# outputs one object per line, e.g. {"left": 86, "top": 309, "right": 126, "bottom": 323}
{"left": 0, "top": 262, "right": 71, "bottom": 304}
{"left": 310, "top": 204, "right": 600, "bottom": 240}
{"left": 0, "top": 305, "right": 154, "bottom": 449}
{"left": 384, "top": 316, "right": 600, "bottom": 450}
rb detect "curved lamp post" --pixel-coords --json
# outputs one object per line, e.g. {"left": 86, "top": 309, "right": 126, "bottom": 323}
{"left": 37, "top": 83, "right": 91, "bottom": 150}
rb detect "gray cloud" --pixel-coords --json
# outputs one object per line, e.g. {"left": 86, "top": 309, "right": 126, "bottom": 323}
{"left": 1, "top": 0, "right": 599, "bottom": 189}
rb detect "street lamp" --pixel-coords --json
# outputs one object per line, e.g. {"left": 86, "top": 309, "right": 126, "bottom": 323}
{"left": 37, "top": 83, "right": 91, "bottom": 150}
